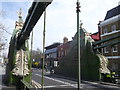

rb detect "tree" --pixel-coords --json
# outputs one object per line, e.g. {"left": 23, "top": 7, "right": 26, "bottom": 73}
{"left": 0, "top": 23, "right": 6, "bottom": 51}
{"left": 0, "top": 10, "right": 10, "bottom": 51}
{"left": 31, "top": 48, "right": 42, "bottom": 61}
{"left": 31, "top": 48, "right": 43, "bottom": 68}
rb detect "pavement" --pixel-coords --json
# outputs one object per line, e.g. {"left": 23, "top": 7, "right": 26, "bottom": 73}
{"left": 0, "top": 64, "right": 5, "bottom": 90}
{"left": 0, "top": 64, "right": 17, "bottom": 90}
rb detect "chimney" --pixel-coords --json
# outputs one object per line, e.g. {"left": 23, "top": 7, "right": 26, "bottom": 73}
{"left": 98, "top": 21, "right": 102, "bottom": 40}
{"left": 63, "top": 37, "right": 68, "bottom": 44}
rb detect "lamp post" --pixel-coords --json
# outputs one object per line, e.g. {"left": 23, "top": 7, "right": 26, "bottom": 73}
{"left": 76, "top": 0, "right": 81, "bottom": 89}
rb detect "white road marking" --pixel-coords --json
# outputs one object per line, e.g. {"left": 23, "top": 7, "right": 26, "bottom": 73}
{"left": 34, "top": 74, "right": 77, "bottom": 88}
{"left": 44, "top": 84, "right": 77, "bottom": 88}
{"left": 32, "top": 80, "right": 41, "bottom": 88}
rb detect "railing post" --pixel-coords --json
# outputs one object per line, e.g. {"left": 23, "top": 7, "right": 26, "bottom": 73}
{"left": 42, "top": 9, "right": 46, "bottom": 90}
{"left": 76, "top": 0, "right": 81, "bottom": 89}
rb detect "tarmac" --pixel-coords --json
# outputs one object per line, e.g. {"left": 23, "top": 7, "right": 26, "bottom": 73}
{"left": 1, "top": 66, "right": 120, "bottom": 90}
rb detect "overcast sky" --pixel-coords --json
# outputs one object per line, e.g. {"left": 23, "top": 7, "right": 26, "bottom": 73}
{"left": 0, "top": 0, "right": 120, "bottom": 53}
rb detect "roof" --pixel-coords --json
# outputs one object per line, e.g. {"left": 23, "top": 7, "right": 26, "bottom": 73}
{"left": 91, "top": 32, "right": 100, "bottom": 41}
{"left": 57, "top": 41, "right": 71, "bottom": 49}
{"left": 104, "top": 5, "right": 120, "bottom": 20}
{"left": 45, "top": 48, "right": 57, "bottom": 54}
{"left": 73, "top": 28, "right": 88, "bottom": 40}
{"left": 45, "top": 43, "right": 61, "bottom": 49}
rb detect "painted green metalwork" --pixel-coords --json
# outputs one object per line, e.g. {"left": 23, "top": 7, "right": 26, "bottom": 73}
{"left": 42, "top": 10, "right": 46, "bottom": 90}
{"left": 6, "top": 14, "right": 31, "bottom": 89}
{"left": 94, "top": 40, "right": 120, "bottom": 49}
{"left": 21, "top": 80, "right": 33, "bottom": 89}
{"left": 76, "top": 0, "right": 81, "bottom": 89}
{"left": 93, "top": 34, "right": 120, "bottom": 46}
{"left": 5, "top": 0, "right": 53, "bottom": 89}
{"left": 17, "top": 1, "right": 53, "bottom": 50}
{"left": 54, "top": 27, "right": 110, "bottom": 81}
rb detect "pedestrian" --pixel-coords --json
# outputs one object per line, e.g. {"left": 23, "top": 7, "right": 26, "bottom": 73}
{"left": 50, "top": 65, "right": 54, "bottom": 74}
{"left": 44, "top": 63, "right": 48, "bottom": 72}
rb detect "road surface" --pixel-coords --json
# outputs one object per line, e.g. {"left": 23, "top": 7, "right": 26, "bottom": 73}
{"left": 32, "top": 68, "right": 120, "bottom": 89}
{"left": 0, "top": 66, "right": 120, "bottom": 90}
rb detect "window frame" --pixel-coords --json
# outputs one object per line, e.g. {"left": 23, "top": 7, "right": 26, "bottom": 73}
{"left": 103, "top": 28, "right": 108, "bottom": 34}
{"left": 104, "top": 47, "right": 109, "bottom": 53}
{"left": 111, "top": 25, "right": 116, "bottom": 32}
{"left": 112, "top": 45, "right": 118, "bottom": 52}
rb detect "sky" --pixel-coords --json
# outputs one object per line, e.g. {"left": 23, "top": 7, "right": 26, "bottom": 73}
{"left": 0, "top": 0, "right": 120, "bottom": 54}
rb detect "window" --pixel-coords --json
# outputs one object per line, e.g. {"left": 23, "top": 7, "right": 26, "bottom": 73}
{"left": 52, "top": 53, "right": 57, "bottom": 58}
{"left": 112, "top": 45, "right": 118, "bottom": 52}
{"left": 61, "top": 51, "right": 64, "bottom": 57}
{"left": 103, "top": 43, "right": 109, "bottom": 53}
{"left": 111, "top": 25, "right": 116, "bottom": 31}
{"left": 46, "top": 54, "right": 50, "bottom": 58}
{"left": 104, "top": 47, "right": 109, "bottom": 53}
{"left": 54, "top": 61, "right": 59, "bottom": 67}
{"left": 103, "top": 28, "right": 108, "bottom": 34}
{"left": 46, "top": 55, "right": 49, "bottom": 58}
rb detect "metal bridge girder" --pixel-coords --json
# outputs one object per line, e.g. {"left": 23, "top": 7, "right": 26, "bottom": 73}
{"left": 93, "top": 40, "right": 120, "bottom": 50}
{"left": 93, "top": 34, "right": 120, "bottom": 49}
{"left": 93, "top": 34, "right": 120, "bottom": 46}
{"left": 17, "top": 0, "right": 53, "bottom": 50}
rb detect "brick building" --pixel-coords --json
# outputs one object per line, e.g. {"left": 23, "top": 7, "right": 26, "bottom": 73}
{"left": 45, "top": 37, "right": 70, "bottom": 70}
{"left": 57, "top": 37, "right": 70, "bottom": 60}
{"left": 99, "top": 5, "right": 120, "bottom": 75}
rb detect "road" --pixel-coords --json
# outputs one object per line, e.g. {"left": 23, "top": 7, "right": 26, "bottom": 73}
{"left": 0, "top": 66, "right": 119, "bottom": 89}
{"left": 32, "top": 68, "right": 77, "bottom": 89}
{"left": 32, "top": 68, "right": 120, "bottom": 89}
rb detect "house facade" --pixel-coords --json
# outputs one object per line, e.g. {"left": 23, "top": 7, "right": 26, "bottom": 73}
{"left": 99, "top": 5, "right": 120, "bottom": 75}
{"left": 45, "top": 43, "right": 61, "bottom": 69}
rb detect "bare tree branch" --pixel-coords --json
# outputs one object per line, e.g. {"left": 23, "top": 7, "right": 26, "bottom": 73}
{"left": 0, "top": 43, "right": 5, "bottom": 50}
{"left": 0, "top": 23, "right": 8, "bottom": 51}
{"left": 0, "top": 23, "right": 12, "bottom": 35}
